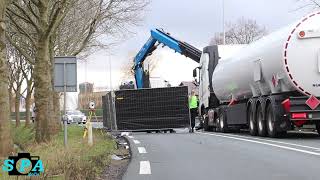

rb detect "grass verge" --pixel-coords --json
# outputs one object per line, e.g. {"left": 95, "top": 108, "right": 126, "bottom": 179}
{"left": 1, "top": 124, "right": 116, "bottom": 180}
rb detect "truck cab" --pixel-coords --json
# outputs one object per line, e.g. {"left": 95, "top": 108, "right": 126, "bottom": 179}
{"left": 195, "top": 45, "right": 247, "bottom": 129}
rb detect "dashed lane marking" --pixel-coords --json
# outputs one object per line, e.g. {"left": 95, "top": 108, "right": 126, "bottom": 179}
{"left": 138, "top": 147, "right": 147, "bottom": 154}
{"left": 133, "top": 140, "right": 141, "bottom": 144}
{"left": 128, "top": 136, "right": 134, "bottom": 139}
{"left": 139, "top": 161, "right": 151, "bottom": 174}
{"left": 197, "top": 132, "right": 320, "bottom": 156}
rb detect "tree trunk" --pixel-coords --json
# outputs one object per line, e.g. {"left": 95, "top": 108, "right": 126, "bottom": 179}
{"left": 47, "top": 72, "right": 59, "bottom": 135}
{"left": 25, "top": 91, "right": 31, "bottom": 127}
{"left": 52, "top": 92, "right": 61, "bottom": 133}
{"left": 50, "top": 37, "right": 61, "bottom": 134}
{"left": 0, "top": 0, "right": 13, "bottom": 156}
{"left": 8, "top": 86, "right": 13, "bottom": 113}
{"left": 14, "top": 91, "right": 21, "bottom": 127}
{"left": 34, "top": 36, "right": 52, "bottom": 142}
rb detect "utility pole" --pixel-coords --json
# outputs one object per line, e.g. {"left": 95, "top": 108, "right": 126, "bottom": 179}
{"left": 109, "top": 56, "right": 112, "bottom": 90}
{"left": 222, "top": 0, "right": 226, "bottom": 45}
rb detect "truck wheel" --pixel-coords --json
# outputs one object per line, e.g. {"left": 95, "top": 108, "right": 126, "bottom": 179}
{"left": 316, "top": 123, "right": 320, "bottom": 135}
{"left": 257, "top": 105, "right": 267, "bottom": 137}
{"left": 219, "top": 110, "right": 228, "bottom": 133}
{"left": 266, "top": 104, "right": 278, "bottom": 138}
{"left": 248, "top": 105, "right": 257, "bottom": 136}
{"left": 203, "top": 116, "right": 209, "bottom": 131}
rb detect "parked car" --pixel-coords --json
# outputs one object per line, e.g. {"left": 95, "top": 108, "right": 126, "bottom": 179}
{"left": 65, "top": 110, "right": 87, "bottom": 124}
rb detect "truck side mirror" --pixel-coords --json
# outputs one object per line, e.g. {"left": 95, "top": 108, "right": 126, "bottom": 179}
{"left": 193, "top": 68, "right": 197, "bottom": 77}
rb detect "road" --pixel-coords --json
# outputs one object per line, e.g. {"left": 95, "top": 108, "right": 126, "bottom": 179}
{"left": 123, "top": 129, "right": 320, "bottom": 180}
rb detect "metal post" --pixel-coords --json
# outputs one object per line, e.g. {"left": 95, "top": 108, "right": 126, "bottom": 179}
{"left": 88, "top": 118, "right": 93, "bottom": 146}
{"left": 63, "top": 61, "right": 68, "bottom": 147}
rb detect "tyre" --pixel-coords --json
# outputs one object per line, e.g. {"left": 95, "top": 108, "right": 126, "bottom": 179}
{"left": 316, "top": 123, "right": 320, "bottom": 136}
{"left": 203, "top": 116, "right": 210, "bottom": 131}
{"left": 257, "top": 104, "right": 267, "bottom": 137}
{"left": 248, "top": 105, "right": 257, "bottom": 136}
{"left": 218, "top": 110, "right": 228, "bottom": 133}
{"left": 266, "top": 104, "right": 279, "bottom": 138}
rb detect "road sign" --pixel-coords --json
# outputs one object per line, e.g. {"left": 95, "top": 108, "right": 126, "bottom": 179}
{"left": 54, "top": 56, "right": 77, "bottom": 148}
{"left": 54, "top": 56, "right": 77, "bottom": 92}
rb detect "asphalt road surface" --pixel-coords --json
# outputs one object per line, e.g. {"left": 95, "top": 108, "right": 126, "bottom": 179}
{"left": 123, "top": 129, "right": 320, "bottom": 180}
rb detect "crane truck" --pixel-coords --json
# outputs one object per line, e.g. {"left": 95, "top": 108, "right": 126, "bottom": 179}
{"left": 103, "top": 29, "right": 202, "bottom": 132}
{"left": 133, "top": 28, "right": 202, "bottom": 89}
{"left": 195, "top": 11, "right": 320, "bottom": 137}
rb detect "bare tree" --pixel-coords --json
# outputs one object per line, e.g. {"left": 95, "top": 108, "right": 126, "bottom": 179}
{"left": 7, "top": 42, "right": 34, "bottom": 127}
{"left": 294, "top": 0, "right": 320, "bottom": 11}
{"left": 121, "top": 51, "right": 160, "bottom": 83}
{"left": 8, "top": 49, "right": 26, "bottom": 127}
{"left": 54, "top": 0, "right": 149, "bottom": 58}
{"left": 21, "top": 63, "right": 34, "bottom": 127}
{"left": 210, "top": 17, "right": 267, "bottom": 45}
{"left": 6, "top": 0, "right": 149, "bottom": 142}
{"left": 0, "top": 0, "right": 13, "bottom": 156}
{"left": 210, "top": 32, "right": 224, "bottom": 45}
{"left": 52, "top": 0, "right": 149, "bottom": 126}
{"left": 6, "top": 0, "right": 74, "bottom": 142}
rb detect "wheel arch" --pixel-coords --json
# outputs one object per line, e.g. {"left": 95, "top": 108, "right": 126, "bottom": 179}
{"left": 200, "top": 105, "right": 206, "bottom": 116}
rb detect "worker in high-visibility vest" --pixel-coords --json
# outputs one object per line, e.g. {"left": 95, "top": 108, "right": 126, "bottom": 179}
{"left": 189, "top": 90, "right": 198, "bottom": 133}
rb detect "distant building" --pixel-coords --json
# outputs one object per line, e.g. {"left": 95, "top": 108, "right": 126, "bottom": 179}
{"left": 179, "top": 81, "right": 199, "bottom": 95}
{"left": 78, "top": 82, "right": 108, "bottom": 109}
{"left": 78, "top": 91, "right": 106, "bottom": 109}
{"left": 79, "top": 82, "right": 94, "bottom": 94}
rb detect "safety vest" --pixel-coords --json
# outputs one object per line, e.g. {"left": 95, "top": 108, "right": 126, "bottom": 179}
{"left": 189, "top": 95, "right": 198, "bottom": 109}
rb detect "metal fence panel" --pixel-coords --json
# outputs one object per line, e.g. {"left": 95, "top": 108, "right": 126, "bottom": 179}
{"left": 103, "top": 86, "right": 190, "bottom": 131}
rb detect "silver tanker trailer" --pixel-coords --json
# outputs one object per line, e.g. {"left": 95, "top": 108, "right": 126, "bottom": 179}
{"left": 195, "top": 11, "right": 320, "bottom": 137}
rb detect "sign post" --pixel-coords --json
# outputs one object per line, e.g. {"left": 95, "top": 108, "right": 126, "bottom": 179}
{"left": 54, "top": 56, "right": 77, "bottom": 148}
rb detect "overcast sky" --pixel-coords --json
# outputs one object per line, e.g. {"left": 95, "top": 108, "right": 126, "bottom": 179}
{"left": 78, "top": 0, "right": 312, "bottom": 89}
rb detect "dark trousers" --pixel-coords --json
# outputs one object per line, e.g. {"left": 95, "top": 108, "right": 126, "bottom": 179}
{"left": 190, "top": 108, "right": 197, "bottom": 129}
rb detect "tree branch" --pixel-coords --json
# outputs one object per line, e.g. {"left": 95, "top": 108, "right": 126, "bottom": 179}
{"left": 11, "top": 1, "right": 41, "bottom": 32}
{"left": 6, "top": 34, "right": 35, "bottom": 64}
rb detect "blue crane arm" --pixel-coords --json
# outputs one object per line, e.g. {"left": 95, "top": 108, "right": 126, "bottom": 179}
{"left": 134, "top": 28, "right": 202, "bottom": 89}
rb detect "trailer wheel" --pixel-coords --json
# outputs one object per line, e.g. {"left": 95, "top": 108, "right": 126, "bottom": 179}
{"left": 266, "top": 104, "right": 278, "bottom": 138}
{"left": 257, "top": 105, "right": 267, "bottom": 137}
{"left": 219, "top": 110, "right": 228, "bottom": 133}
{"left": 248, "top": 105, "right": 257, "bottom": 136}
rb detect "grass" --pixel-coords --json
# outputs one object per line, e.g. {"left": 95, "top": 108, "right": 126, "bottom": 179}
{"left": 11, "top": 124, "right": 35, "bottom": 150}
{"left": 1, "top": 124, "right": 116, "bottom": 180}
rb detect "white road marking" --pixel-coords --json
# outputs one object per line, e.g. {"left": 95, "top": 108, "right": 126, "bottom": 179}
{"left": 139, "top": 161, "right": 151, "bottom": 174}
{"left": 215, "top": 133, "right": 320, "bottom": 151}
{"left": 121, "top": 132, "right": 130, "bottom": 136}
{"left": 138, "top": 147, "right": 147, "bottom": 154}
{"left": 133, "top": 140, "right": 141, "bottom": 144}
{"left": 197, "top": 132, "right": 320, "bottom": 156}
{"left": 128, "top": 135, "right": 134, "bottom": 139}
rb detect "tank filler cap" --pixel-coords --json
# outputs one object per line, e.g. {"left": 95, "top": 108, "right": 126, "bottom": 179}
{"left": 298, "top": 29, "right": 320, "bottom": 39}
